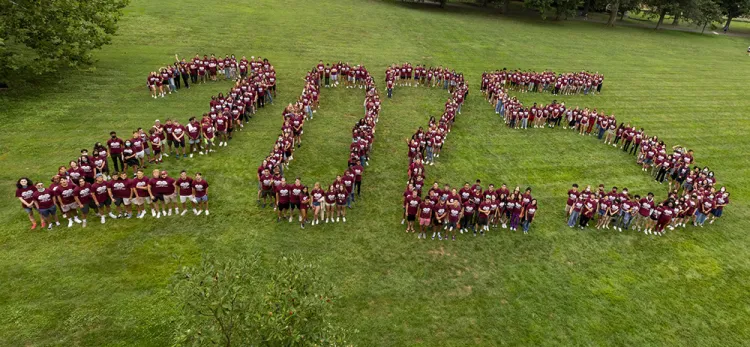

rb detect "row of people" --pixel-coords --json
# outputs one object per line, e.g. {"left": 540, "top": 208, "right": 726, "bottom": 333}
{"left": 147, "top": 54, "right": 275, "bottom": 98}
{"left": 14, "top": 58, "right": 276, "bottom": 229}
{"left": 403, "top": 181, "right": 538, "bottom": 240}
{"left": 385, "top": 63, "right": 466, "bottom": 96}
{"left": 256, "top": 62, "right": 381, "bottom": 228}
{"left": 485, "top": 70, "right": 721, "bottom": 196}
{"left": 15, "top": 170, "right": 209, "bottom": 230}
{"left": 314, "top": 60, "right": 373, "bottom": 89}
{"left": 481, "top": 69, "right": 603, "bottom": 96}
{"left": 565, "top": 183, "right": 729, "bottom": 235}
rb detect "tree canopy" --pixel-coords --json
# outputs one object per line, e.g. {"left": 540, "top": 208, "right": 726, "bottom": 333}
{"left": 0, "top": 0, "right": 129, "bottom": 77}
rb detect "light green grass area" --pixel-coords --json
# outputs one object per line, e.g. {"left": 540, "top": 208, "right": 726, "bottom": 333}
{"left": 1, "top": 0, "right": 750, "bottom": 345}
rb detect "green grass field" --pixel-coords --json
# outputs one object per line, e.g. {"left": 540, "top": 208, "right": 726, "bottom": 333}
{"left": 1, "top": 0, "right": 750, "bottom": 345}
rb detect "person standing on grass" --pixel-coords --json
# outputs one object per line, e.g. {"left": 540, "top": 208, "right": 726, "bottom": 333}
{"left": 417, "top": 196, "right": 434, "bottom": 239}
{"left": 311, "top": 182, "right": 324, "bottom": 226}
{"left": 289, "top": 178, "right": 304, "bottom": 223}
{"left": 478, "top": 196, "right": 491, "bottom": 235}
{"left": 335, "top": 184, "right": 348, "bottom": 223}
{"left": 131, "top": 169, "right": 151, "bottom": 219}
{"left": 579, "top": 195, "right": 596, "bottom": 229}
{"left": 324, "top": 184, "right": 337, "bottom": 223}
{"left": 91, "top": 174, "right": 115, "bottom": 224}
{"left": 109, "top": 171, "right": 133, "bottom": 219}
{"left": 33, "top": 182, "right": 59, "bottom": 230}
{"left": 57, "top": 178, "right": 82, "bottom": 228}
{"left": 299, "top": 186, "right": 310, "bottom": 229}
{"left": 73, "top": 177, "right": 94, "bottom": 228}
{"left": 404, "top": 189, "right": 420, "bottom": 233}
{"left": 176, "top": 171, "right": 197, "bottom": 216}
{"left": 192, "top": 173, "right": 209, "bottom": 216}
{"left": 709, "top": 190, "right": 729, "bottom": 225}
{"left": 107, "top": 132, "right": 125, "bottom": 173}
{"left": 433, "top": 197, "right": 447, "bottom": 240}
{"left": 522, "top": 199, "right": 537, "bottom": 235}
{"left": 275, "top": 177, "right": 291, "bottom": 222}
{"left": 565, "top": 184, "right": 579, "bottom": 219}
{"left": 258, "top": 168, "right": 275, "bottom": 209}
{"left": 16, "top": 177, "right": 38, "bottom": 230}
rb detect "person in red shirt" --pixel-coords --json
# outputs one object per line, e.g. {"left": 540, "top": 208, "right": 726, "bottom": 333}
{"left": 16, "top": 177, "right": 38, "bottom": 229}
{"left": 73, "top": 178, "right": 94, "bottom": 228}
{"left": 275, "top": 177, "right": 291, "bottom": 222}
{"left": 90, "top": 174, "right": 115, "bottom": 224}
{"left": 175, "top": 170, "right": 197, "bottom": 216}
{"left": 131, "top": 169, "right": 151, "bottom": 219}
{"left": 56, "top": 178, "right": 82, "bottom": 228}
{"left": 192, "top": 172, "right": 209, "bottom": 216}
{"left": 299, "top": 186, "right": 310, "bottom": 229}
{"left": 108, "top": 171, "right": 133, "bottom": 218}
{"left": 335, "top": 184, "right": 348, "bottom": 222}
{"left": 289, "top": 178, "right": 304, "bottom": 223}
{"left": 33, "top": 182, "right": 60, "bottom": 229}
{"left": 417, "top": 196, "right": 433, "bottom": 239}
{"left": 404, "top": 190, "right": 420, "bottom": 233}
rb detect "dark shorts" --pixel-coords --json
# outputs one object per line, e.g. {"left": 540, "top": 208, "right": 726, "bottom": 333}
{"left": 711, "top": 209, "right": 723, "bottom": 217}
{"left": 98, "top": 198, "right": 112, "bottom": 207}
{"left": 39, "top": 206, "right": 57, "bottom": 217}
{"left": 407, "top": 214, "right": 416, "bottom": 222}
{"left": 153, "top": 194, "right": 164, "bottom": 202}
{"left": 172, "top": 140, "right": 185, "bottom": 148}
{"left": 261, "top": 189, "right": 273, "bottom": 198}
{"left": 279, "top": 202, "right": 290, "bottom": 211}
{"left": 291, "top": 202, "right": 300, "bottom": 210}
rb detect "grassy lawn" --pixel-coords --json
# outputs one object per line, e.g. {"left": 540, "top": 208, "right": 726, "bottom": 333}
{"left": 1, "top": 0, "right": 750, "bottom": 345}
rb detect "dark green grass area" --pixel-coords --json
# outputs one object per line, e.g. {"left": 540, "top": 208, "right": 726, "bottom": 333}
{"left": 0, "top": 0, "right": 749, "bottom": 345}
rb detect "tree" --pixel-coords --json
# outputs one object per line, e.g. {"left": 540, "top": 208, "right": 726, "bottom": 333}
{"left": 171, "top": 254, "right": 351, "bottom": 347}
{"left": 686, "top": 0, "right": 724, "bottom": 32}
{"left": 525, "top": 0, "right": 582, "bottom": 19}
{"left": 0, "top": 0, "right": 128, "bottom": 78}
{"left": 644, "top": 0, "right": 681, "bottom": 29}
{"left": 719, "top": 0, "right": 750, "bottom": 31}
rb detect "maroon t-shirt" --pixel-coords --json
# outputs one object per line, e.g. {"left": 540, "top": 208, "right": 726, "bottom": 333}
{"left": 107, "top": 138, "right": 124, "bottom": 154}
{"left": 289, "top": 183, "right": 304, "bottom": 203}
{"left": 448, "top": 205, "right": 461, "bottom": 223}
{"left": 405, "top": 196, "right": 420, "bottom": 216}
{"left": 109, "top": 179, "right": 132, "bottom": 199}
{"left": 276, "top": 184, "right": 290, "bottom": 204}
{"left": 259, "top": 174, "right": 274, "bottom": 190}
{"left": 150, "top": 177, "right": 175, "bottom": 195}
{"left": 193, "top": 179, "right": 209, "bottom": 198}
{"left": 131, "top": 177, "right": 150, "bottom": 197}
{"left": 91, "top": 182, "right": 110, "bottom": 203}
{"left": 16, "top": 186, "right": 34, "bottom": 207}
{"left": 33, "top": 189, "right": 56, "bottom": 209}
{"left": 57, "top": 185, "right": 78, "bottom": 205}
{"left": 176, "top": 177, "right": 193, "bottom": 196}
{"left": 76, "top": 183, "right": 93, "bottom": 205}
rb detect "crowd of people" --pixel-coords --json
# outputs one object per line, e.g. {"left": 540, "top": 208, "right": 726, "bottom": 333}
{"left": 565, "top": 182, "right": 730, "bottom": 235}
{"left": 146, "top": 54, "right": 275, "bottom": 99}
{"left": 403, "top": 181, "right": 538, "bottom": 240}
{"left": 14, "top": 55, "right": 277, "bottom": 230}
{"left": 485, "top": 69, "right": 724, "bottom": 191}
{"left": 255, "top": 61, "right": 381, "bottom": 228}
{"left": 384, "top": 63, "right": 467, "bottom": 98}
{"left": 15, "top": 170, "right": 210, "bottom": 230}
{"left": 389, "top": 64, "right": 536, "bottom": 240}
{"left": 481, "top": 69, "right": 603, "bottom": 96}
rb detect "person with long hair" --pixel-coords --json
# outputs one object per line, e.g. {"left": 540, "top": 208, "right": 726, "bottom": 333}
{"left": 522, "top": 199, "right": 538, "bottom": 234}
{"left": 299, "top": 186, "right": 310, "bottom": 229}
{"left": 16, "top": 177, "right": 37, "bottom": 229}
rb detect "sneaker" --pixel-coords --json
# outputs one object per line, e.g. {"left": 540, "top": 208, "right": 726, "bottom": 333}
{"left": 343, "top": 217, "right": 346, "bottom": 222}
{"left": 193, "top": 208, "right": 198, "bottom": 215}
{"left": 30, "top": 222, "right": 37, "bottom": 230}
{"left": 137, "top": 211, "right": 145, "bottom": 219}
{"left": 68, "top": 219, "right": 74, "bottom": 228}
{"left": 126, "top": 213, "right": 132, "bottom": 219}
{"left": 452, "top": 236, "right": 456, "bottom": 241}
{"left": 167, "top": 209, "right": 172, "bottom": 216}
{"left": 401, "top": 219, "right": 405, "bottom": 225}
{"left": 109, "top": 212, "right": 117, "bottom": 218}
{"left": 82, "top": 220, "right": 87, "bottom": 228}
{"left": 56, "top": 221, "right": 61, "bottom": 226}
{"left": 190, "top": 153, "right": 194, "bottom": 158}
{"left": 196, "top": 210, "right": 203, "bottom": 215}
{"left": 47, "top": 224, "right": 54, "bottom": 230}
{"left": 205, "top": 210, "right": 209, "bottom": 216}
{"left": 301, "top": 224, "right": 305, "bottom": 229}
{"left": 101, "top": 216, "right": 106, "bottom": 224}
{"left": 336, "top": 217, "right": 340, "bottom": 222}
{"left": 74, "top": 216, "right": 82, "bottom": 224}
{"left": 181, "top": 209, "right": 187, "bottom": 216}
{"left": 502, "top": 223, "right": 507, "bottom": 229}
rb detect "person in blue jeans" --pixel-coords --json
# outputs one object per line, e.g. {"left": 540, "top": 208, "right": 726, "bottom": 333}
{"left": 522, "top": 199, "right": 538, "bottom": 234}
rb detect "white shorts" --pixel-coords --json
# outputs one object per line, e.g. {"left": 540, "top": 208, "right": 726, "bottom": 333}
{"left": 122, "top": 197, "right": 132, "bottom": 206}
{"left": 133, "top": 196, "right": 151, "bottom": 205}
{"left": 136, "top": 151, "right": 145, "bottom": 159}
{"left": 164, "top": 193, "right": 178, "bottom": 204}
{"left": 180, "top": 195, "right": 197, "bottom": 204}
{"left": 61, "top": 202, "right": 79, "bottom": 213}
